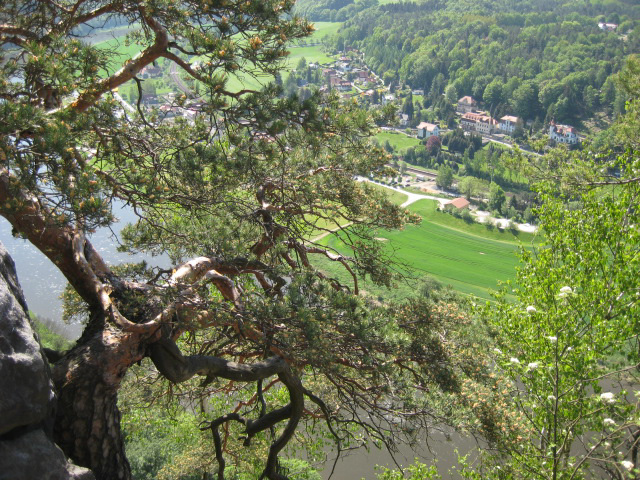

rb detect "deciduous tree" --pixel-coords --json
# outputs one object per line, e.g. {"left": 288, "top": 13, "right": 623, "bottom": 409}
{"left": 481, "top": 57, "right": 640, "bottom": 480}
{"left": 426, "top": 135, "right": 442, "bottom": 157}
{"left": 436, "top": 164, "right": 453, "bottom": 189}
{"left": 488, "top": 182, "right": 506, "bottom": 213}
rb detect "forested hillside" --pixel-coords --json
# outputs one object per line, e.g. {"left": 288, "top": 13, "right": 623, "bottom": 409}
{"left": 330, "top": 0, "right": 639, "bottom": 126}
{"left": 292, "top": 0, "right": 377, "bottom": 22}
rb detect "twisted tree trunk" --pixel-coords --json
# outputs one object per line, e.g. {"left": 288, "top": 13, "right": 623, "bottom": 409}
{"left": 51, "top": 315, "right": 149, "bottom": 480}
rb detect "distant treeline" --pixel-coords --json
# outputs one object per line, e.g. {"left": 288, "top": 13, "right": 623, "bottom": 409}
{"left": 292, "top": 0, "right": 378, "bottom": 22}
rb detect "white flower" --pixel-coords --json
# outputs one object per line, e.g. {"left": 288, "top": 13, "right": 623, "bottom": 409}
{"left": 548, "top": 336, "right": 558, "bottom": 343}
{"left": 526, "top": 305, "right": 537, "bottom": 314}
{"left": 493, "top": 348, "right": 502, "bottom": 354}
{"left": 558, "top": 286, "right": 574, "bottom": 298}
{"left": 510, "top": 357, "right": 520, "bottom": 365}
{"left": 603, "top": 418, "right": 617, "bottom": 427}
{"left": 527, "top": 362, "right": 539, "bottom": 370}
{"left": 621, "top": 460, "right": 634, "bottom": 471}
{"left": 547, "top": 395, "right": 556, "bottom": 401}
{"left": 600, "top": 392, "right": 616, "bottom": 404}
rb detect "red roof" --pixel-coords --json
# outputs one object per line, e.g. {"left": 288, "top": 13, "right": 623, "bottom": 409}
{"left": 417, "top": 122, "right": 438, "bottom": 132}
{"left": 458, "top": 96, "right": 476, "bottom": 105}
{"left": 448, "top": 197, "right": 470, "bottom": 209}
{"left": 462, "top": 112, "right": 495, "bottom": 124}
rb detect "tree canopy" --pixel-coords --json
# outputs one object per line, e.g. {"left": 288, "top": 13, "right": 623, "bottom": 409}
{"left": 473, "top": 55, "right": 640, "bottom": 479}
{"left": 333, "top": 0, "right": 639, "bottom": 124}
{"left": 0, "top": 2, "right": 491, "bottom": 479}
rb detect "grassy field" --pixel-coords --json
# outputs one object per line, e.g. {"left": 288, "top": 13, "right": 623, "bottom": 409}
{"left": 284, "top": 45, "right": 334, "bottom": 69}
{"left": 282, "top": 22, "right": 343, "bottom": 77}
{"left": 309, "top": 22, "right": 343, "bottom": 40}
{"left": 317, "top": 198, "right": 535, "bottom": 302}
{"left": 413, "top": 200, "right": 536, "bottom": 244}
{"left": 376, "top": 131, "right": 421, "bottom": 152}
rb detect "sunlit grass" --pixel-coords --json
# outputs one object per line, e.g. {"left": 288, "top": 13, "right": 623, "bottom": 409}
{"left": 317, "top": 199, "right": 535, "bottom": 301}
{"left": 375, "top": 131, "right": 422, "bottom": 153}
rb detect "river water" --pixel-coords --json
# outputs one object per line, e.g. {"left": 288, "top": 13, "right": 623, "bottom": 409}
{"left": 0, "top": 203, "right": 165, "bottom": 338}
{"left": 320, "top": 430, "right": 475, "bottom": 479}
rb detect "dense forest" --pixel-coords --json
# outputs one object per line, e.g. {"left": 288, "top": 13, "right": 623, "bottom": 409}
{"left": 292, "top": 0, "right": 379, "bottom": 22}
{"left": 329, "top": 0, "right": 639, "bottom": 126}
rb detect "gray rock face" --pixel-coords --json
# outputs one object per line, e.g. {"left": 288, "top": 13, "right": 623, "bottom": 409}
{"left": 0, "top": 429, "right": 95, "bottom": 480}
{"left": 0, "top": 242, "right": 95, "bottom": 479}
{"left": 0, "top": 242, "right": 55, "bottom": 434}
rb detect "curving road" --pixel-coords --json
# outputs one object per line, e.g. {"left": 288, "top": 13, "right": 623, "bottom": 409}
{"left": 363, "top": 178, "right": 538, "bottom": 233}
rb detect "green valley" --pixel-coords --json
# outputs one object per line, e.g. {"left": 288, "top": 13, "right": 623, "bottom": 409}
{"left": 318, "top": 197, "right": 534, "bottom": 301}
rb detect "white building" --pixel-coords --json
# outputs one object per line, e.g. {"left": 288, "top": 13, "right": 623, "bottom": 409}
{"left": 499, "top": 115, "right": 519, "bottom": 134}
{"left": 417, "top": 122, "right": 440, "bottom": 139}
{"left": 460, "top": 112, "right": 496, "bottom": 135}
{"left": 457, "top": 96, "right": 477, "bottom": 113}
{"left": 337, "top": 61, "right": 351, "bottom": 72}
{"left": 549, "top": 122, "right": 579, "bottom": 144}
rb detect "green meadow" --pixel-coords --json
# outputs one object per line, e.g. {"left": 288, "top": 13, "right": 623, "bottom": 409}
{"left": 308, "top": 21, "right": 343, "bottom": 41}
{"left": 376, "top": 131, "right": 422, "bottom": 153}
{"left": 317, "top": 198, "right": 536, "bottom": 302}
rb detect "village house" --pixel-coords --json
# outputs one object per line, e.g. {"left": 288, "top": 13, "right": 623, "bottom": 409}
{"left": 456, "top": 96, "right": 477, "bottom": 113}
{"left": 140, "top": 65, "right": 162, "bottom": 78}
{"left": 416, "top": 122, "right": 440, "bottom": 139}
{"left": 322, "top": 68, "right": 337, "bottom": 81}
{"left": 549, "top": 122, "right": 579, "bottom": 144}
{"left": 398, "top": 114, "right": 410, "bottom": 127}
{"left": 354, "top": 70, "right": 369, "bottom": 83}
{"left": 444, "top": 197, "right": 471, "bottom": 211}
{"left": 337, "top": 61, "right": 352, "bottom": 73}
{"left": 338, "top": 80, "right": 352, "bottom": 92}
{"left": 412, "top": 89, "right": 425, "bottom": 96}
{"left": 460, "top": 112, "right": 496, "bottom": 135}
{"left": 329, "top": 76, "right": 342, "bottom": 89}
{"left": 498, "top": 115, "right": 519, "bottom": 134}
{"left": 159, "top": 104, "right": 180, "bottom": 118}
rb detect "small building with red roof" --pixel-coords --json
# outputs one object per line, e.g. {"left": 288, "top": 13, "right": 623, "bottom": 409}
{"left": 444, "top": 197, "right": 471, "bottom": 211}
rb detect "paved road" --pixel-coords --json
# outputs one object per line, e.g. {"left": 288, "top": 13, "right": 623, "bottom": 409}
{"left": 365, "top": 179, "right": 538, "bottom": 233}
{"left": 362, "top": 179, "right": 448, "bottom": 207}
